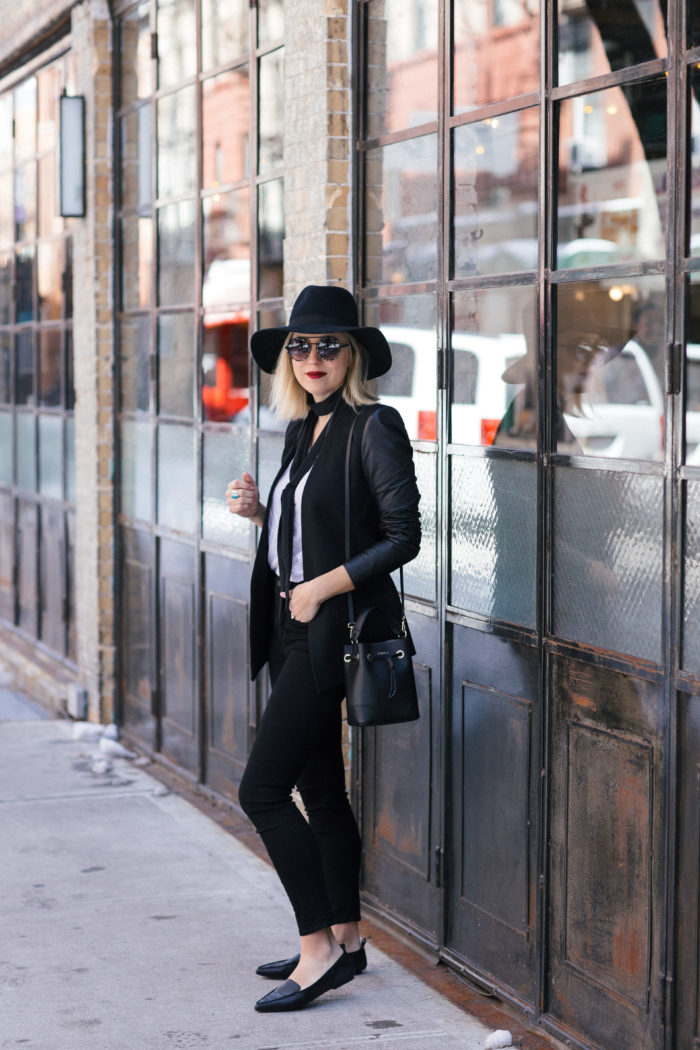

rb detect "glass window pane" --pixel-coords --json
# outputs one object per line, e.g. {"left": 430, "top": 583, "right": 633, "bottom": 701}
{"left": 120, "top": 314, "right": 151, "bottom": 412}
{"left": 257, "top": 0, "right": 283, "bottom": 47}
{"left": 38, "top": 154, "right": 62, "bottom": 238}
{"left": 689, "top": 75, "right": 700, "bottom": 258}
{"left": 404, "top": 448, "right": 436, "bottom": 601}
{"left": 202, "top": 316, "right": 249, "bottom": 422}
{"left": 686, "top": 274, "right": 700, "bottom": 465}
{"left": 364, "top": 134, "right": 438, "bottom": 285}
{"left": 121, "top": 106, "right": 153, "bottom": 210}
{"left": 15, "top": 412, "right": 36, "bottom": 491}
{"left": 157, "top": 87, "right": 196, "bottom": 199}
{"left": 120, "top": 3, "right": 152, "bottom": 107}
{"left": 37, "top": 241, "right": 63, "bottom": 322}
{"left": 202, "top": 69, "right": 250, "bottom": 188}
{"left": 555, "top": 278, "right": 664, "bottom": 460}
{"left": 156, "top": 0, "right": 196, "bottom": 88}
{"left": 0, "top": 252, "right": 11, "bottom": 325}
{"left": 39, "top": 330, "right": 62, "bottom": 407}
{"left": 157, "top": 200, "right": 195, "bottom": 306}
{"left": 37, "top": 64, "right": 62, "bottom": 154}
{"left": 452, "top": 286, "right": 538, "bottom": 449}
{"left": 553, "top": 466, "right": 663, "bottom": 660}
{"left": 15, "top": 330, "right": 34, "bottom": 405}
{"left": 15, "top": 163, "right": 36, "bottom": 242}
{"left": 0, "top": 171, "right": 12, "bottom": 248}
{"left": 158, "top": 312, "right": 195, "bottom": 417}
{"left": 258, "top": 49, "right": 283, "bottom": 173}
{"left": 122, "top": 215, "right": 153, "bottom": 311}
{"left": 557, "top": 79, "right": 667, "bottom": 268}
{"left": 65, "top": 416, "right": 75, "bottom": 503}
{"left": 454, "top": 0, "right": 539, "bottom": 113}
{"left": 202, "top": 0, "right": 248, "bottom": 70}
{"left": 365, "top": 294, "right": 436, "bottom": 441}
{"left": 258, "top": 179, "right": 283, "bottom": 299}
{"left": 692, "top": 0, "right": 700, "bottom": 46}
{"left": 203, "top": 188, "right": 251, "bottom": 307}
{"left": 39, "top": 415, "right": 62, "bottom": 499}
{"left": 683, "top": 480, "right": 700, "bottom": 672}
{"left": 0, "top": 94, "right": 12, "bottom": 170}
{"left": 450, "top": 455, "right": 537, "bottom": 626}
{"left": 0, "top": 333, "right": 9, "bottom": 402}
{"left": 558, "top": 0, "right": 667, "bottom": 88}
{"left": 257, "top": 431, "right": 284, "bottom": 502}
{"left": 65, "top": 330, "right": 74, "bottom": 410}
{"left": 366, "top": 0, "right": 438, "bottom": 139}
{"left": 453, "top": 108, "right": 538, "bottom": 278}
{"left": 16, "top": 247, "right": 34, "bottom": 322}
{"left": 202, "top": 428, "right": 249, "bottom": 547}
{"left": 121, "top": 419, "right": 153, "bottom": 521}
{"left": 0, "top": 409, "right": 11, "bottom": 484}
{"left": 14, "top": 79, "right": 36, "bottom": 162}
{"left": 157, "top": 422, "right": 195, "bottom": 531}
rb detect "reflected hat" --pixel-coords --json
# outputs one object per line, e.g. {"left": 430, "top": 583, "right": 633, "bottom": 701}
{"left": 250, "top": 285, "right": 392, "bottom": 379}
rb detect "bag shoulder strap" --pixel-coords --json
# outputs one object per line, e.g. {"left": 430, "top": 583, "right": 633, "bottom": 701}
{"left": 344, "top": 410, "right": 405, "bottom": 636}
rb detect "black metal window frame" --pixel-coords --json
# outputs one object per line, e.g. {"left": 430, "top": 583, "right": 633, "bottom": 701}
{"left": 0, "top": 46, "right": 76, "bottom": 663}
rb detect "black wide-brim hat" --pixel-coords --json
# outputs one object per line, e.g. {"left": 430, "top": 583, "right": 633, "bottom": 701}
{"left": 250, "top": 284, "right": 392, "bottom": 380}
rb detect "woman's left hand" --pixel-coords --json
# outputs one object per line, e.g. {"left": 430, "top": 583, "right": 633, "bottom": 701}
{"left": 287, "top": 580, "right": 323, "bottom": 624}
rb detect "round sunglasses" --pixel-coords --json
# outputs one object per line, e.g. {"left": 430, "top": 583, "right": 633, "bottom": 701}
{"left": 286, "top": 336, "right": 348, "bottom": 362}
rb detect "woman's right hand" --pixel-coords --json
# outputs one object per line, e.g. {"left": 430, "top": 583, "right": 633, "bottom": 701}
{"left": 226, "top": 472, "right": 260, "bottom": 519}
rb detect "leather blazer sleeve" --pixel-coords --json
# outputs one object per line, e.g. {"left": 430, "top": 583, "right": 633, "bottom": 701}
{"left": 343, "top": 406, "right": 421, "bottom": 588}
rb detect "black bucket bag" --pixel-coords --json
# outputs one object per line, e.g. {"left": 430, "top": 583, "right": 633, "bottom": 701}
{"left": 342, "top": 414, "right": 420, "bottom": 728}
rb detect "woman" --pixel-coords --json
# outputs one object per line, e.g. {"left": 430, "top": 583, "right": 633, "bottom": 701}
{"left": 226, "top": 285, "right": 420, "bottom": 1013}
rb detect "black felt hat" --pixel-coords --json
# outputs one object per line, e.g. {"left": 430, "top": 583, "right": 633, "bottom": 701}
{"left": 250, "top": 285, "right": 392, "bottom": 379}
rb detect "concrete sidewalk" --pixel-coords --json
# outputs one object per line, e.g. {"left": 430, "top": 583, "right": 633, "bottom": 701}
{"left": 0, "top": 689, "right": 496, "bottom": 1050}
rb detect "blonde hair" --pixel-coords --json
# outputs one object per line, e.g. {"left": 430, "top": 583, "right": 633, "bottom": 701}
{"left": 269, "top": 332, "right": 378, "bottom": 420}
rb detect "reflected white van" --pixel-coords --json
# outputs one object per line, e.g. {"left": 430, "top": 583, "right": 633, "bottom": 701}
{"left": 377, "top": 326, "right": 664, "bottom": 460}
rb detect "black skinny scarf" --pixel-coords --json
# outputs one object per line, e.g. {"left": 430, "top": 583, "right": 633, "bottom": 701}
{"left": 276, "top": 388, "right": 344, "bottom": 618}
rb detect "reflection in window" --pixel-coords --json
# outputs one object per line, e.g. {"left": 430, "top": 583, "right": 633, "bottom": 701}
{"left": 121, "top": 107, "right": 153, "bottom": 210}
{"left": 14, "top": 163, "right": 36, "bottom": 242}
{"left": 364, "top": 135, "right": 438, "bottom": 285}
{"left": 202, "top": 0, "right": 248, "bottom": 70}
{"left": 157, "top": 87, "right": 197, "bottom": 199}
{"left": 0, "top": 334, "right": 9, "bottom": 402}
{"left": 685, "top": 276, "right": 700, "bottom": 465}
{"left": 0, "top": 93, "right": 12, "bottom": 170}
{"left": 15, "top": 330, "right": 34, "bottom": 404}
{"left": 158, "top": 312, "right": 195, "bottom": 417}
{"left": 13, "top": 79, "right": 36, "bottom": 161}
{"left": 157, "top": 0, "right": 196, "bottom": 88}
{"left": 119, "top": 3, "right": 152, "bottom": 107}
{"left": 0, "top": 252, "right": 10, "bottom": 324}
{"left": 0, "top": 171, "right": 11, "bottom": 247}
{"left": 365, "top": 0, "right": 438, "bottom": 139}
{"left": 38, "top": 241, "right": 62, "bottom": 322}
{"left": 558, "top": 0, "right": 667, "bottom": 87}
{"left": 453, "top": 0, "right": 538, "bottom": 113}
{"left": 258, "top": 49, "right": 284, "bottom": 173}
{"left": 39, "top": 415, "right": 62, "bottom": 499}
{"left": 16, "top": 412, "right": 36, "bottom": 491}
{"left": 39, "top": 329, "right": 62, "bottom": 406}
{"left": 122, "top": 215, "right": 153, "bottom": 310}
{"left": 157, "top": 423, "right": 195, "bottom": 532}
{"left": 557, "top": 79, "right": 666, "bottom": 268}
{"left": 16, "top": 247, "right": 34, "bottom": 322}
{"left": 258, "top": 179, "right": 283, "bottom": 299}
{"left": 257, "top": 0, "right": 284, "bottom": 47}
{"left": 203, "top": 188, "right": 251, "bottom": 306}
{"left": 555, "top": 279, "right": 664, "bottom": 460}
{"left": 202, "top": 69, "right": 250, "bottom": 188}
{"left": 452, "top": 286, "right": 537, "bottom": 449}
{"left": 119, "top": 313, "right": 151, "bottom": 412}
{"left": 202, "top": 316, "right": 249, "bottom": 422}
{"left": 157, "top": 200, "right": 195, "bottom": 306}
{"left": 453, "top": 109, "right": 538, "bottom": 278}
{"left": 367, "top": 294, "right": 436, "bottom": 441}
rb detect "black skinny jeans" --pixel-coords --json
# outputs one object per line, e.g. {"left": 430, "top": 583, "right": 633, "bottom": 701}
{"left": 238, "top": 601, "right": 362, "bottom": 936}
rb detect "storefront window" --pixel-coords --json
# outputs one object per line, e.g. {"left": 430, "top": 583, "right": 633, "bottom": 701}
{"left": 557, "top": 79, "right": 667, "bottom": 268}
{"left": 558, "top": 0, "right": 667, "bottom": 87}
{"left": 454, "top": 0, "right": 539, "bottom": 113}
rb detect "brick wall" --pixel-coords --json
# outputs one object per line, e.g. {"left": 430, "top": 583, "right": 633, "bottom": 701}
{"left": 283, "top": 0, "right": 352, "bottom": 304}
{"left": 71, "top": 0, "right": 116, "bottom": 722}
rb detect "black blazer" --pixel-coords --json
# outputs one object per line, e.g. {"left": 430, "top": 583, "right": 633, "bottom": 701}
{"left": 249, "top": 400, "right": 421, "bottom": 693}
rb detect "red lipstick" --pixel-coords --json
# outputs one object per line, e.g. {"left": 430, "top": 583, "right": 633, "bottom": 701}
{"left": 306, "top": 371, "right": 325, "bottom": 378}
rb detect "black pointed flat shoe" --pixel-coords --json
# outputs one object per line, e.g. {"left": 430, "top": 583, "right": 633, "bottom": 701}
{"left": 256, "top": 938, "right": 367, "bottom": 981}
{"left": 254, "top": 949, "right": 355, "bottom": 1012}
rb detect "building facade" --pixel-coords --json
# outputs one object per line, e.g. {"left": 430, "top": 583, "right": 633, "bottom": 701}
{"left": 0, "top": 1, "right": 698, "bottom": 1048}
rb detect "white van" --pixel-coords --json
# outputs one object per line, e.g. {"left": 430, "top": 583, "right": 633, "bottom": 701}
{"left": 377, "top": 326, "right": 664, "bottom": 460}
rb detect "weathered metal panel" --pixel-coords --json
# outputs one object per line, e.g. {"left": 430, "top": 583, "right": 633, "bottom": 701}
{"left": 204, "top": 552, "right": 251, "bottom": 801}
{"left": 675, "top": 690, "right": 700, "bottom": 1050}
{"left": 548, "top": 657, "right": 664, "bottom": 1050}
{"left": 159, "top": 538, "right": 198, "bottom": 773}
{"left": 119, "top": 526, "right": 156, "bottom": 748}
{"left": 447, "top": 625, "right": 539, "bottom": 1002}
